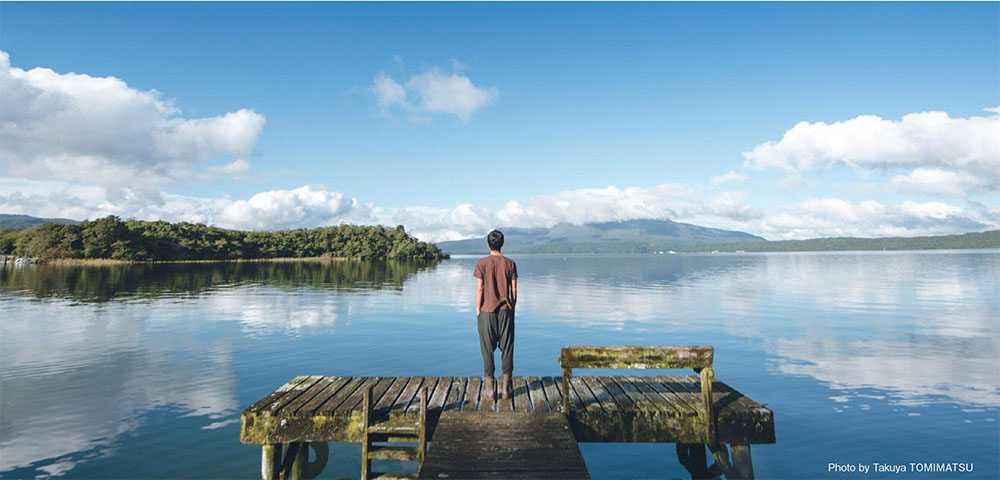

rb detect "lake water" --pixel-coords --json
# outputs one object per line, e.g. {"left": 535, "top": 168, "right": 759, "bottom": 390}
{"left": 1, "top": 251, "right": 998, "bottom": 479}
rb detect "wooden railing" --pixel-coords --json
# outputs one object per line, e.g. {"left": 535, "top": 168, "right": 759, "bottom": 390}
{"left": 558, "top": 345, "right": 717, "bottom": 443}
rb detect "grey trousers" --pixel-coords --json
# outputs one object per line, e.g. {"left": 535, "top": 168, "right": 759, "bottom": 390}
{"left": 477, "top": 309, "right": 514, "bottom": 377}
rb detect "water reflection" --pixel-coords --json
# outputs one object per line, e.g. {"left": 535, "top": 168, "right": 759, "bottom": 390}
{"left": 0, "top": 259, "right": 439, "bottom": 475}
{"left": 0, "top": 259, "right": 439, "bottom": 302}
{"left": 774, "top": 337, "right": 999, "bottom": 406}
{"left": 1, "top": 252, "right": 997, "bottom": 478}
{"left": 0, "top": 301, "right": 239, "bottom": 473}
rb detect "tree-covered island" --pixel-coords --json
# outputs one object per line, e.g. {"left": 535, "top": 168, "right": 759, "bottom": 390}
{"left": 0, "top": 216, "right": 446, "bottom": 261}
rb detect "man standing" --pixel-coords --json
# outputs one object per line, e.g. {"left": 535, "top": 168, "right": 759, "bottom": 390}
{"left": 473, "top": 230, "right": 518, "bottom": 402}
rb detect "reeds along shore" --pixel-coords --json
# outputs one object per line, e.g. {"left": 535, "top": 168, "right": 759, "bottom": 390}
{"left": 40, "top": 256, "right": 357, "bottom": 266}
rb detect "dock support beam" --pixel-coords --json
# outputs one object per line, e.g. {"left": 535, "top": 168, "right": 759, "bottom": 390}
{"left": 731, "top": 445, "right": 754, "bottom": 479}
{"left": 289, "top": 442, "right": 306, "bottom": 480}
{"left": 261, "top": 444, "right": 282, "bottom": 480}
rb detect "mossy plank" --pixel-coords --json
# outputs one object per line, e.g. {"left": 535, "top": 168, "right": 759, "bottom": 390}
{"left": 560, "top": 346, "right": 713, "bottom": 370}
{"left": 598, "top": 376, "right": 637, "bottom": 411}
{"left": 651, "top": 375, "right": 700, "bottom": 415}
{"left": 613, "top": 375, "right": 667, "bottom": 414}
{"left": 336, "top": 376, "right": 383, "bottom": 413}
{"left": 539, "top": 377, "right": 579, "bottom": 412}
{"left": 625, "top": 375, "right": 683, "bottom": 416}
{"left": 282, "top": 376, "right": 339, "bottom": 415}
{"left": 246, "top": 376, "right": 309, "bottom": 414}
{"left": 581, "top": 375, "right": 619, "bottom": 413}
{"left": 549, "top": 376, "right": 576, "bottom": 414}
{"left": 315, "top": 376, "right": 365, "bottom": 414}
{"left": 297, "top": 376, "right": 353, "bottom": 415}
{"left": 714, "top": 382, "right": 775, "bottom": 444}
{"left": 569, "top": 376, "right": 605, "bottom": 416}
{"left": 267, "top": 376, "right": 326, "bottom": 413}
{"left": 241, "top": 375, "right": 774, "bottom": 446}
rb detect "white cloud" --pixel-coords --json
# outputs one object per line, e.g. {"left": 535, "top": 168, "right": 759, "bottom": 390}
{"left": 0, "top": 179, "right": 374, "bottom": 231}
{"left": 390, "top": 183, "right": 702, "bottom": 241}
{"left": 0, "top": 50, "right": 265, "bottom": 204}
{"left": 709, "top": 170, "right": 747, "bottom": 187}
{"left": 743, "top": 109, "right": 1000, "bottom": 195}
{"left": 371, "top": 73, "right": 407, "bottom": 108}
{"left": 369, "top": 66, "right": 497, "bottom": 121}
{"left": 216, "top": 185, "right": 376, "bottom": 230}
{"left": 738, "top": 198, "right": 991, "bottom": 240}
{"left": 705, "top": 192, "right": 761, "bottom": 221}
{"left": 406, "top": 70, "right": 497, "bottom": 121}
{"left": 889, "top": 168, "right": 997, "bottom": 197}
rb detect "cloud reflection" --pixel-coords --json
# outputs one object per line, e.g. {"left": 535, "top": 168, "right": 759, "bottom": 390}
{"left": 0, "top": 301, "right": 239, "bottom": 474}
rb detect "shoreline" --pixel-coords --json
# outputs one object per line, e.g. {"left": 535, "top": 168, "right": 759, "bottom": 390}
{"left": 13, "top": 256, "right": 372, "bottom": 266}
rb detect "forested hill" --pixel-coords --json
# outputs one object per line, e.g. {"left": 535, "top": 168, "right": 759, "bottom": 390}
{"left": 0, "top": 216, "right": 445, "bottom": 261}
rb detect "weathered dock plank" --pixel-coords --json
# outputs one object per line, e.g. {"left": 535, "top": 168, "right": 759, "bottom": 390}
{"left": 526, "top": 376, "right": 546, "bottom": 413}
{"left": 240, "top": 375, "right": 774, "bottom": 446}
{"left": 417, "top": 412, "right": 590, "bottom": 479}
{"left": 463, "top": 376, "right": 482, "bottom": 412}
{"left": 243, "top": 346, "right": 772, "bottom": 480}
{"left": 512, "top": 376, "right": 531, "bottom": 412}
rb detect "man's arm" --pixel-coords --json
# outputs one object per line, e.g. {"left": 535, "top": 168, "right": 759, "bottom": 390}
{"left": 475, "top": 277, "right": 484, "bottom": 315}
{"left": 510, "top": 277, "right": 517, "bottom": 310}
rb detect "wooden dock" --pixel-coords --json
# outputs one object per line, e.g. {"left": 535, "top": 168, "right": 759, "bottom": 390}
{"left": 241, "top": 346, "right": 775, "bottom": 480}
{"left": 418, "top": 412, "right": 589, "bottom": 479}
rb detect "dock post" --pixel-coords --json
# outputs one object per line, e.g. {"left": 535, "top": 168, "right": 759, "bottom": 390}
{"left": 418, "top": 386, "right": 427, "bottom": 464}
{"left": 261, "top": 444, "right": 282, "bottom": 480}
{"left": 289, "top": 442, "right": 306, "bottom": 480}
{"left": 561, "top": 367, "right": 572, "bottom": 414}
{"left": 361, "top": 386, "right": 371, "bottom": 480}
{"left": 731, "top": 445, "right": 754, "bottom": 479}
{"left": 699, "top": 367, "right": 716, "bottom": 445}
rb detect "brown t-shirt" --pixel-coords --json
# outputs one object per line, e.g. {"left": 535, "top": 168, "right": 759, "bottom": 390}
{"left": 473, "top": 254, "right": 518, "bottom": 312}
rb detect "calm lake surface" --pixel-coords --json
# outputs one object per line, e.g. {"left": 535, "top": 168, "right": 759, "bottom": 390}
{"left": 2, "top": 251, "right": 998, "bottom": 479}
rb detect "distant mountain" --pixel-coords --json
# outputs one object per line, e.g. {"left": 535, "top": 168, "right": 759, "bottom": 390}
{"left": 680, "top": 230, "right": 999, "bottom": 253}
{"left": 0, "top": 214, "right": 80, "bottom": 230}
{"left": 436, "top": 219, "right": 765, "bottom": 254}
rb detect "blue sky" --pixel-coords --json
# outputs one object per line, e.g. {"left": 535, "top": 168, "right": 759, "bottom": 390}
{"left": 1, "top": 2, "right": 997, "bottom": 241}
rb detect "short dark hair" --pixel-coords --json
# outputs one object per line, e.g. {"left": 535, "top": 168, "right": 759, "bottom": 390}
{"left": 487, "top": 230, "right": 504, "bottom": 251}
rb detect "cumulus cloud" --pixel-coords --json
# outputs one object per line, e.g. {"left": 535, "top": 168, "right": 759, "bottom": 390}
{"left": 709, "top": 170, "right": 747, "bottom": 187}
{"left": 889, "top": 168, "right": 997, "bottom": 197}
{"left": 371, "top": 73, "right": 407, "bottom": 108}
{"left": 216, "top": 185, "right": 376, "bottom": 230}
{"left": 388, "top": 184, "right": 998, "bottom": 242}
{"left": 729, "top": 198, "right": 992, "bottom": 240}
{"left": 370, "top": 66, "right": 497, "bottom": 121}
{"left": 0, "top": 179, "right": 374, "bottom": 231}
{"left": 391, "top": 183, "right": 702, "bottom": 241}
{"left": 743, "top": 109, "right": 1000, "bottom": 196}
{"left": 0, "top": 51, "right": 265, "bottom": 204}
{"left": 704, "top": 192, "right": 761, "bottom": 221}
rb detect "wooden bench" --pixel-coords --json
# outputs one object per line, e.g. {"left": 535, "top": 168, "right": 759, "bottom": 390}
{"left": 559, "top": 345, "right": 758, "bottom": 479}
{"left": 560, "top": 346, "right": 717, "bottom": 443}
